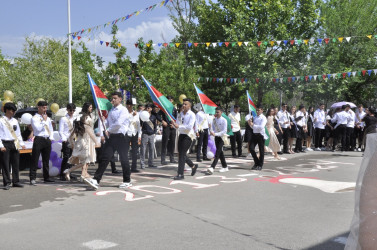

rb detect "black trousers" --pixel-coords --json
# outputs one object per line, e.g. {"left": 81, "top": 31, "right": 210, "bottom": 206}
{"left": 281, "top": 128, "right": 289, "bottom": 152}
{"left": 0, "top": 141, "right": 20, "bottom": 186}
{"left": 161, "top": 126, "right": 176, "bottom": 162}
{"left": 249, "top": 133, "right": 265, "bottom": 167}
{"left": 196, "top": 128, "right": 208, "bottom": 160}
{"left": 314, "top": 128, "right": 325, "bottom": 148}
{"left": 60, "top": 141, "right": 72, "bottom": 175}
{"left": 94, "top": 134, "right": 130, "bottom": 183}
{"left": 127, "top": 133, "right": 139, "bottom": 170}
{"left": 230, "top": 130, "right": 242, "bottom": 156}
{"left": 345, "top": 127, "right": 355, "bottom": 151}
{"left": 96, "top": 145, "right": 117, "bottom": 171}
{"left": 354, "top": 126, "right": 364, "bottom": 148}
{"left": 177, "top": 134, "right": 194, "bottom": 175}
{"left": 294, "top": 126, "right": 304, "bottom": 152}
{"left": 211, "top": 136, "right": 227, "bottom": 168}
{"left": 333, "top": 125, "right": 347, "bottom": 151}
{"left": 30, "top": 136, "right": 51, "bottom": 180}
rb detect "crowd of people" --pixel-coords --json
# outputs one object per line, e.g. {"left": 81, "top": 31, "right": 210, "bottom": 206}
{"left": 1, "top": 92, "right": 376, "bottom": 190}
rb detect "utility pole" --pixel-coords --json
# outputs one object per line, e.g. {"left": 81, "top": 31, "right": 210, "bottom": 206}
{"left": 68, "top": 0, "right": 72, "bottom": 103}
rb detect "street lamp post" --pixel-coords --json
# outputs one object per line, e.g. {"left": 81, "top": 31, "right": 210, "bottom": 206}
{"left": 67, "top": 0, "right": 72, "bottom": 103}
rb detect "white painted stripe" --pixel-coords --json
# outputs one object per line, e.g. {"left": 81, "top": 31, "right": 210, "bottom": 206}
{"left": 82, "top": 240, "right": 118, "bottom": 249}
{"left": 333, "top": 236, "right": 347, "bottom": 244}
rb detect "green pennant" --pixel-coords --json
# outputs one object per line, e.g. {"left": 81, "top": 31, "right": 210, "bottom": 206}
{"left": 139, "top": 43, "right": 144, "bottom": 48}
{"left": 237, "top": 78, "right": 241, "bottom": 83}
{"left": 358, "top": 71, "right": 361, "bottom": 76}
{"left": 297, "top": 40, "right": 302, "bottom": 45}
{"left": 263, "top": 41, "right": 268, "bottom": 46}
{"left": 231, "top": 42, "right": 236, "bottom": 47}
{"left": 283, "top": 77, "right": 287, "bottom": 82}
{"left": 375, "top": 35, "right": 377, "bottom": 39}
{"left": 337, "top": 73, "right": 341, "bottom": 78}
{"left": 169, "top": 43, "right": 174, "bottom": 47}
{"left": 300, "top": 76, "right": 305, "bottom": 81}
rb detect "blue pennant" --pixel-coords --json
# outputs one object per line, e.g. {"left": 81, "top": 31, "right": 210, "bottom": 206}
{"left": 327, "top": 74, "right": 331, "bottom": 79}
{"left": 218, "top": 42, "right": 223, "bottom": 47}
{"left": 347, "top": 72, "right": 351, "bottom": 77}
{"left": 292, "top": 77, "right": 296, "bottom": 81}
{"left": 368, "top": 70, "right": 372, "bottom": 76}
{"left": 100, "top": 41, "right": 104, "bottom": 45}
{"left": 283, "top": 40, "right": 288, "bottom": 45}
{"left": 317, "top": 39, "right": 323, "bottom": 44}
{"left": 188, "top": 43, "right": 192, "bottom": 47}
{"left": 309, "top": 75, "right": 312, "bottom": 81}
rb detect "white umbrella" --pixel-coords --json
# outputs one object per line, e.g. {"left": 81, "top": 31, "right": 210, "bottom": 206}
{"left": 330, "top": 101, "right": 356, "bottom": 109}
{"left": 55, "top": 107, "right": 82, "bottom": 120}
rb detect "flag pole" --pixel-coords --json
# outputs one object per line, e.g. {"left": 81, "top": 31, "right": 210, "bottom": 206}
{"left": 87, "top": 73, "right": 108, "bottom": 139}
{"left": 193, "top": 83, "right": 206, "bottom": 112}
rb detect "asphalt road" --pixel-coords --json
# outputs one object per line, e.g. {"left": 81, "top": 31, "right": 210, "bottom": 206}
{"left": 0, "top": 150, "right": 362, "bottom": 250}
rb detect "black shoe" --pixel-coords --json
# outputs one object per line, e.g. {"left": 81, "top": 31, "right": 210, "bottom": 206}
{"left": 173, "top": 175, "right": 184, "bottom": 180}
{"left": 257, "top": 166, "right": 263, "bottom": 171}
{"left": 12, "top": 183, "right": 24, "bottom": 188}
{"left": 149, "top": 165, "right": 158, "bottom": 168}
{"left": 191, "top": 164, "right": 198, "bottom": 176}
{"left": 170, "top": 160, "right": 178, "bottom": 164}
{"left": 238, "top": 155, "right": 245, "bottom": 158}
{"left": 131, "top": 169, "right": 140, "bottom": 173}
{"left": 203, "top": 157, "right": 211, "bottom": 161}
{"left": 251, "top": 165, "right": 258, "bottom": 170}
{"left": 300, "top": 150, "right": 306, "bottom": 153}
{"left": 44, "top": 179, "right": 55, "bottom": 183}
{"left": 70, "top": 175, "right": 78, "bottom": 181}
{"left": 59, "top": 175, "right": 67, "bottom": 181}
{"left": 294, "top": 150, "right": 300, "bottom": 153}
{"left": 283, "top": 151, "right": 290, "bottom": 154}
{"left": 196, "top": 159, "right": 202, "bottom": 162}
{"left": 112, "top": 170, "right": 121, "bottom": 174}
{"left": 4, "top": 184, "right": 10, "bottom": 190}
{"left": 161, "top": 161, "right": 169, "bottom": 165}
{"left": 277, "top": 152, "right": 283, "bottom": 155}
{"left": 232, "top": 155, "right": 238, "bottom": 158}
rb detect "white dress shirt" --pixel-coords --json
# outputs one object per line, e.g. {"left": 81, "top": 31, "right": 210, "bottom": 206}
{"left": 331, "top": 111, "right": 351, "bottom": 128}
{"left": 252, "top": 114, "right": 268, "bottom": 139}
{"left": 295, "top": 111, "right": 307, "bottom": 127}
{"left": 211, "top": 116, "right": 227, "bottom": 137}
{"left": 277, "top": 110, "right": 290, "bottom": 129}
{"left": 313, "top": 109, "right": 326, "bottom": 129}
{"left": 0, "top": 116, "right": 25, "bottom": 148}
{"left": 195, "top": 111, "right": 209, "bottom": 132}
{"left": 355, "top": 110, "right": 366, "bottom": 127}
{"left": 105, "top": 104, "right": 130, "bottom": 135}
{"left": 346, "top": 110, "right": 355, "bottom": 128}
{"left": 228, "top": 111, "right": 241, "bottom": 132}
{"left": 127, "top": 112, "right": 141, "bottom": 138}
{"left": 31, "top": 113, "right": 54, "bottom": 140}
{"left": 177, "top": 110, "right": 196, "bottom": 135}
{"left": 59, "top": 114, "right": 75, "bottom": 142}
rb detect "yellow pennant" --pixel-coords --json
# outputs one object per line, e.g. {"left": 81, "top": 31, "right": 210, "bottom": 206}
{"left": 304, "top": 39, "right": 309, "bottom": 45}
{"left": 117, "top": 43, "right": 121, "bottom": 48}
{"left": 160, "top": 1, "right": 164, "bottom": 7}
{"left": 175, "top": 43, "right": 180, "bottom": 47}
{"left": 88, "top": 28, "right": 91, "bottom": 33}
{"left": 338, "top": 37, "right": 344, "bottom": 42}
{"left": 206, "top": 42, "right": 211, "bottom": 47}
{"left": 270, "top": 41, "right": 275, "bottom": 46}
{"left": 146, "top": 44, "right": 151, "bottom": 47}
{"left": 136, "top": 11, "right": 140, "bottom": 16}
{"left": 367, "top": 35, "right": 372, "bottom": 39}
{"left": 238, "top": 42, "right": 243, "bottom": 46}
{"left": 122, "top": 17, "right": 125, "bottom": 21}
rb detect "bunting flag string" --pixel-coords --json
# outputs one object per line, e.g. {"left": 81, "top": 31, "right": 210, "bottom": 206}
{"left": 72, "top": 34, "right": 377, "bottom": 49}
{"left": 69, "top": 0, "right": 172, "bottom": 38}
{"left": 198, "top": 69, "right": 377, "bottom": 84}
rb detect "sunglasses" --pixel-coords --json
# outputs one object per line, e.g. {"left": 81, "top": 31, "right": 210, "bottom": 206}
{"left": 68, "top": 109, "right": 76, "bottom": 112}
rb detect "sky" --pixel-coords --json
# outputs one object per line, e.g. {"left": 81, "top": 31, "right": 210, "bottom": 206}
{"left": 0, "top": 0, "right": 179, "bottom": 62}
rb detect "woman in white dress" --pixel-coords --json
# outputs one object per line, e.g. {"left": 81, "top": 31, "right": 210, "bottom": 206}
{"left": 266, "top": 108, "right": 282, "bottom": 160}
{"left": 81, "top": 103, "right": 96, "bottom": 163}
{"left": 346, "top": 133, "right": 377, "bottom": 249}
{"left": 63, "top": 104, "right": 100, "bottom": 183}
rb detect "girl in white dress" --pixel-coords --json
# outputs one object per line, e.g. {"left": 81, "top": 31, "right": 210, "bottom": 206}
{"left": 63, "top": 105, "right": 100, "bottom": 183}
{"left": 266, "top": 108, "right": 282, "bottom": 160}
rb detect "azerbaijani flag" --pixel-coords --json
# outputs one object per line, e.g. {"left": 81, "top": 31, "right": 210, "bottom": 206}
{"left": 141, "top": 75, "right": 176, "bottom": 122}
{"left": 246, "top": 90, "right": 257, "bottom": 118}
{"left": 194, "top": 83, "right": 233, "bottom": 136}
{"left": 245, "top": 90, "right": 270, "bottom": 146}
{"left": 88, "top": 73, "right": 112, "bottom": 118}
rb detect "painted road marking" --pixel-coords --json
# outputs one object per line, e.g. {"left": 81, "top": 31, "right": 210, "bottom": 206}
{"left": 82, "top": 240, "right": 118, "bottom": 249}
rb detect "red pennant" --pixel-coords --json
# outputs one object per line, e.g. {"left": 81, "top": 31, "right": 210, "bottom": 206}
{"left": 241, "top": 78, "right": 245, "bottom": 83}
{"left": 290, "top": 40, "right": 295, "bottom": 45}
{"left": 342, "top": 73, "right": 346, "bottom": 78}
{"left": 257, "top": 41, "right": 262, "bottom": 47}
{"left": 105, "top": 42, "right": 109, "bottom": 47}
{"left": 288, "top": 77, "right": 292, "bottom": 82}
{"left": 213, "top": 78, "right": 216, "bottom": 82}
{"left": 322, "top": 74, "right": 326, "bottom": 80}
{"left": 194, "top": 43, "right": 199, "bottom": 47}
{"left": 226, "top": 78, "right": 230, "bottom": 83}
{"left": 134, "top": 43, "right": 138, "bottom": 48}
{"left": 362, "top": 70, "right": 367, "bottom": 76}
{"left": 273, "top": 78, "right": 276, "bottom": 83}
{"left": 77, "top": 36, "right": 81, "bottom": 40}
{"left": 163, "top": 43, "right": 168, "bottom": 47}
{"left": 256, "top": 78, "right": 259, "bottom": 83}
{"left": 324, "top": 38, "right": 330, "bottom": 44}
{"left": 305, "top": 76, "right": 309, "bottom": 81}
{"left": 225, "top": 42, "right": 229, "bottom": 47}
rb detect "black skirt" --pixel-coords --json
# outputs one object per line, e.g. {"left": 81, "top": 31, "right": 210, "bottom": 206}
{"left": 307, "top": 120, "right": 314, "bottom": 137}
